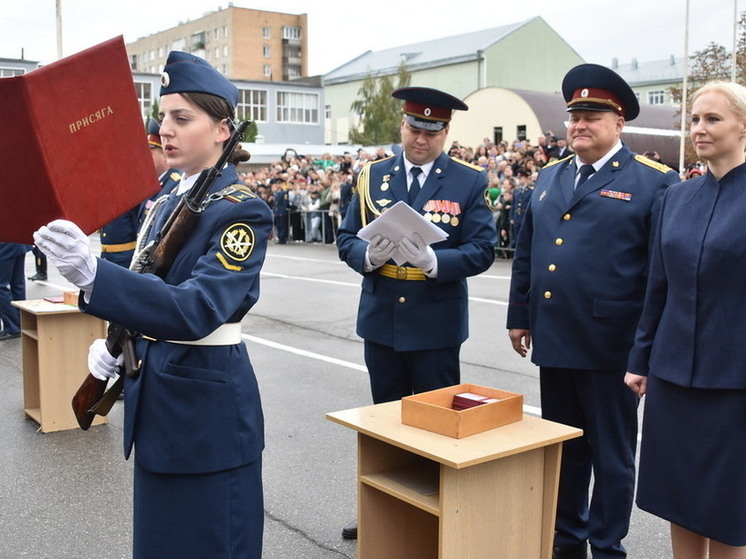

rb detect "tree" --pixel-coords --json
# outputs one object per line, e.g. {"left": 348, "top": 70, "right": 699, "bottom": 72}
{"left": 668, "top": 11, "right": 746, "bottom": 165}
{"left": 349, "top": 63, "right": 411, "bottom": 145}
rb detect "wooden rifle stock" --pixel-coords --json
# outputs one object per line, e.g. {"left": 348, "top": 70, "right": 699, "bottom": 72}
{"left": 71, "top": 120, "right": 249, "bottom": 429}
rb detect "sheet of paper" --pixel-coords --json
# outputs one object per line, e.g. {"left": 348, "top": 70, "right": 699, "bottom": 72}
{"left": 357, "top": 201, "right": 449, "bottom": 265}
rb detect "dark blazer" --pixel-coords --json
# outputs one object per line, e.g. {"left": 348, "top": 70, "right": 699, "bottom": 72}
{"left": 337, "top": 152, "right": 496, "bottom": 351}
{"left": 507, "top": 144, "right": 679, "bottom": 370}
{"left": 628, "top": 164, "right": 746, "bottom": 389}
{"left": 82, "top": 165, "right": 273, "bottom": 474}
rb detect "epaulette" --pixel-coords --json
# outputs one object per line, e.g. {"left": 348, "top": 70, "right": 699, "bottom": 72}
{"left": 634, "top": 155, "right": 673, "bottom": 174}
{"left": 450, "top": 156, "right": 483, "bottom": 172}
{"left": 204, "top": 184, "right": 258, "bottom": 207}
{"left": 367, "top": 155, "right": 395, "bottom": 167}
{"left": 543, "top": 154, "right": 574, "bottom": 169}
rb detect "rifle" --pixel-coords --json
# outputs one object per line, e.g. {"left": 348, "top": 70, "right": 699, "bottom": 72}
{"left": 72, "top": 120, "right": 249, "bottom": 430}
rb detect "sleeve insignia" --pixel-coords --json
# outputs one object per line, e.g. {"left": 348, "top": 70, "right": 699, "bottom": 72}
{"left": 218, "top": 222, "right": 256, "bottom": 269}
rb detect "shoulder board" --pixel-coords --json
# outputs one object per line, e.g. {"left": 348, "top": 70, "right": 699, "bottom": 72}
{"left": 218, "top": 184, "right": 258, "bottom": 204}
{"left": 368, "top": 155, "right": 395, "bottom": 167}
{"left": 543, "top": 154, "right": 574, "bottom": 169}
{"left": 634, "top": 155, "right": 673, "bottom": 174}
{"left": 450, "top": 157, "right": 483, "bottom": 172}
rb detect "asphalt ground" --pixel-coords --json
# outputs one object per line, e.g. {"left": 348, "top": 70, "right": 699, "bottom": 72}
{"left": 0, "top": 239, "right": 671, "bottom": 558}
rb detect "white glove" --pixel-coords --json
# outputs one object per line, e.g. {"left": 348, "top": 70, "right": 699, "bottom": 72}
{"left": 367, "top": 234, "right": 397, "bottom": 268}
{"left": 398, "top": 233, "right": 436, "bottom": 272}
{"left": 33, "top": 220, "right": 97, "bottom": 295}
{"left": 87, "top": 338, "right": 123, "bottom": 381}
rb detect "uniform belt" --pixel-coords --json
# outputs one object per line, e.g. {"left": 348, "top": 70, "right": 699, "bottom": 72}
{"left": 101, "top": 241, "right": 137, "bottom": 253}
{"left": 142, "top": 323, "right": 243, "bottom": 346}
{"left": 378, "top": 264, "right": 426, "bottom": 281}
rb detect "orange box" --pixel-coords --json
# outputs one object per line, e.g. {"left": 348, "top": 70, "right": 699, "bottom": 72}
{"left": 401, "top": 383, "right": 523, "bottom": 438}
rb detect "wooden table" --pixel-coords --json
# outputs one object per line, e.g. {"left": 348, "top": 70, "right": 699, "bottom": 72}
{"left": 12, "top": 299, "right": 108, "bottom": 432}
{"left": 327, "top": 400, "right": 582, "bottom": 559}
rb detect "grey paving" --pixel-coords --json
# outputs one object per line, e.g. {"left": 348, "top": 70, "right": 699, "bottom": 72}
{"left": 0, "top": 242, "right": 670, "bottom": 558}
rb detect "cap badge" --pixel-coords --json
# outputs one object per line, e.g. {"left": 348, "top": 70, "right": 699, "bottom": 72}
{"left": 581, "top": 88, "right": 589, "bottom": 98}
{"left": 160, "top": 72, "right": 171, "bottom": 88}
{"left": 424, "top": 107, "right": 432, "bottom": 116}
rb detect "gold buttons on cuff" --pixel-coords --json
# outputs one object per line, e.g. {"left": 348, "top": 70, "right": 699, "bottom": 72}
{"left": 563, "top": 213, "right": 571, "bottom": 221}
{"left": 398, "top": 297, "right": 406, "bottom": 303}
{"left": 548, "top": 264, "right": 556, "bottom": 272}
{"left": 544, "top": 291, "right": 552, "bottom": 299}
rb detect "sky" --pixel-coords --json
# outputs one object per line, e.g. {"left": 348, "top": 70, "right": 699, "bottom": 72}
{"left": 0, "top": 0, "right": 739, "bottom": 76}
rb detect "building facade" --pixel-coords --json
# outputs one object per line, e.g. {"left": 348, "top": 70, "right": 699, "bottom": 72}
{"left": 126, "top": 5, "right": 308, "bottom": 81}
{"left": 0, "top": 57, "right": 40, "bottom": 76}
{"left": 612, "top": 56, "right": 684, "bottom": 108}
{"left": 322, "top": 17, "right": 584, "bottom": 145}
{"left": 131, "top": 72, "right": 324, "bottom": 146}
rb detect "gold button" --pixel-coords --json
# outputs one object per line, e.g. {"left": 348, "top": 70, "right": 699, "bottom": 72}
{"left": 555, "top": 238, "right": 564, "bottom": 245}
{"left": 398, "top": 297, "right": 406, "bottom": 303}
{"left": 544, "top": 291, "right": 552, "bottom": 299}
{"left": 548, "top": 264, "right": 556, "bottom": 272}
{"left": 563, "top": 213, "right": 571, "bottom": 221}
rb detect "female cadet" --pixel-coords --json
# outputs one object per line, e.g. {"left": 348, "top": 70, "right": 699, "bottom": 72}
{"left": 33, "top": 52, "right": 272, "bottom": 558}
{"left": 625, "top": 82, "right": 746, "bottom": 558}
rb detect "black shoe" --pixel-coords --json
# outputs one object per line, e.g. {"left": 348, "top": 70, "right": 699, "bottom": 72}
{"left": 0, "top": 331, "right": 21, "bottom": 341}
{"left": 552, "top": 543, "right": 588, "bottom": 559}
{"left": 342, "top": 520, "right": 357, "bottom": 540}
{"left": 28, "top": 272, "right": 47, "bottom": 281}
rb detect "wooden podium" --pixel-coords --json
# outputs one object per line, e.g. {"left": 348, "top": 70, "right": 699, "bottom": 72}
{"left": 327, "top": 401, "right": 582, "bottom": 559}
{"left": 12, "top": 299, "right": 108, "bottom": 433}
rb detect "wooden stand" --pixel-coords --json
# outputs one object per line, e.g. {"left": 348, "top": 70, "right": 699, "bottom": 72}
{"left": 12, "top": 299, "right": 108, "bottom": 432}
{"left": 327, "top": 401, "right": 582, "bottom": 559}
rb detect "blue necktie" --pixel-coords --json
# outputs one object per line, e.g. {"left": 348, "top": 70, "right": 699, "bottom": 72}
{"left": 576, "top": 164, "right": 595, "bottom": 190}
{"left": 409, "top": 167, "right": 422, "bottom": 204}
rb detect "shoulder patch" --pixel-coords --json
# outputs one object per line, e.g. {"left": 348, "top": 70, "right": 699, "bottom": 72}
{"left": 543, "top": 154, "right": 574, "bottom": 169}
{"left": 217, "top": 222, "right": 256, "bottom": 270}
{"left": 450, "top": 156, "right": 483, "bottom": 172}
{"left": 368, "top": 155, "right": 395, "bottom": 168}
{"left": 634, "top": 155, "right": 673, "bottom": 174}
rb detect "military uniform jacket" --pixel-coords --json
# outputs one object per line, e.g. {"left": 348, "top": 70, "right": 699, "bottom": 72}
{"left": 337, "top": 152, "right": 496, "bottom": 351}
{"left": 81, "top": 165, "right": 273, "bottom": 474}
{"left": 507, "top": 145, "right": 678, "bottom": 370}
{"left": 628, "top": 165, "right": 746, "bottom": 389}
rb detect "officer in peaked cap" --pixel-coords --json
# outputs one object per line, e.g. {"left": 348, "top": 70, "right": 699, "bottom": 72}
{"left": 337, "top": 86, "right": 496, "bottom": 539}
{"left": 507, "top": 63, "right": 679, "bottom": 559}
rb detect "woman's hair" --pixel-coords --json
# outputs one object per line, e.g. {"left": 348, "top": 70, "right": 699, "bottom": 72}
{"left": 181, "top": 91, "right": 251, "bottom": 165}
{"left": 691, "top": 81, "right": 746, "bottom": 120}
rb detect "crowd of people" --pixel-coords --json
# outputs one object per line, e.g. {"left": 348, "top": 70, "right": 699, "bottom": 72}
{"left": 234, "top": 133, "right": 584, "bottom": 252}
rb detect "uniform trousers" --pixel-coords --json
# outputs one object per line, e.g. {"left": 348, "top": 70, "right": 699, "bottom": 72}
{"left": 364, "top": 340, "right": 460, "bottom": 404}
{"left": 133, "top": 458, "right": 263, "bottom": 559}
{"left": 0, "top": 253, "right": 26, "bottom": 334}
{"left": 540, "top": 367, "right": 638, "bottom": 558}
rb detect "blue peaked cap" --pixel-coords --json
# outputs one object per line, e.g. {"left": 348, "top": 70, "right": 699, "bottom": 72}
{"left": 160, "top": 51, "right": 238, "bottom": 108}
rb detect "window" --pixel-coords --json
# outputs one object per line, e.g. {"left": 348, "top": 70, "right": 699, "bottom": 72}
{"left": 172, "top": 38, "right": 186, "bottom": 51}
{"left": 276, "top": 91, "right": 319, "bottom": 124}
{"left": 648, "top": 90, "right": 665, "bottom": 105}
{"left": 493, "top": 127, "right": 503, "bottom": 144}
{"left": 283, "top": 26, "right": 301, "bottom": 40}
{"left": 0, "top": 67, "right": 24, "bottom": 77}
{"left": 237, "top": 89, "right": 267, "bottom": 122}
{"left": 133, "top": 81, "right": 153, "bottom": 119}
{"left": 223, "top": 26, "right": 229, "bottom": 38}
{"left": 215, "top": 48, "right": 220, "bottom": 59}
{"left": 325, "top": 104, "right": 331, "bottom": 119}
{"left": 262, "top": 27, "right": 271, "bottom": 39}
{"left": 263, "top": 45, "right": 271, "bottom": 58}
{"left": 516, "top": 125, "right": 527, "bottom": 141}
{"left": 263, "top": 64, "right": 271, "bottom": 77}
{"left": 223, "top": 45, "right": 229, "bottom": 57}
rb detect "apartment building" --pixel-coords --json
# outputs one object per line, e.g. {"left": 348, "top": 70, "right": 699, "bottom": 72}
{"left": 126, "top": 5, "right": 308, "bottom": 81}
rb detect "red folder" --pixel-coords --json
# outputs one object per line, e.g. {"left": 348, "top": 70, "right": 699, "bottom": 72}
{"left": 0, "top": 36, "right": 160, "bottom": 243}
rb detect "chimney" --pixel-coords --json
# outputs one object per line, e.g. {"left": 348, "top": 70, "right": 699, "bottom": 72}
{"left": 631, "top": 58, "right": 638, "bottom": 70}
{"left": 611, "top": 57, "right": 618, "bottom": 69}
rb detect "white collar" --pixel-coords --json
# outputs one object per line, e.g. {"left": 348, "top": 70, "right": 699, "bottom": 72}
{"left": 576, "top": 140, "right": 623, "bottom": 172}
